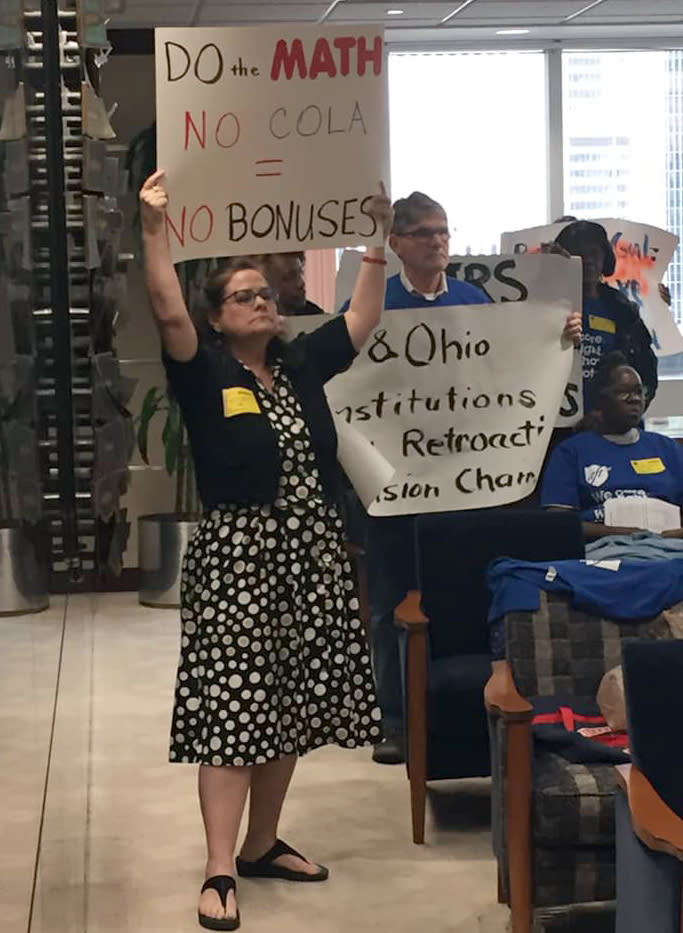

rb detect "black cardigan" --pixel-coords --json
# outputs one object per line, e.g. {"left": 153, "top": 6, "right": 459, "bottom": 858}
{"left": 598, "top": 283, "right": 658, "bottom": 407}
{"left": 164, "top": 315, "right": 356, "bottom": 510}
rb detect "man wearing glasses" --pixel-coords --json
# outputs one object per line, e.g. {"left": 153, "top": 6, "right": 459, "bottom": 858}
{"left": 339, "top": 191, "right": 488, "bottom": 314}
{"left": 384, "top": 191, "right": 491, "bottom": 310}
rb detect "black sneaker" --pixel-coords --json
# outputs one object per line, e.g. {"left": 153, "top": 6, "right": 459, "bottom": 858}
{"left": 372, "top": 733, "right": 405, "bottom": 765}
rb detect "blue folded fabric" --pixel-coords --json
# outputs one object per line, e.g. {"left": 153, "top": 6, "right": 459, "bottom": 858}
{"left": 487, "top": 556, "right": 683, "bottom": 624}
{"left": 586, "top": 531, "right": 683, "bottom": 562}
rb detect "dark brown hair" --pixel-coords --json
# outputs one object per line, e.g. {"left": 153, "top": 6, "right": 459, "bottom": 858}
{"left": 203, "top": 258, "right": 266, "bottom": 313}
{"left": 195, "top": 257, "right": 267, "bottom": 341}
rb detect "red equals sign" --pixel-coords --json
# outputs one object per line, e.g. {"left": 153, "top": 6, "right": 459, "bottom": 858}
{"left": 255, "top": 159, "right": 283, "bottom": 177}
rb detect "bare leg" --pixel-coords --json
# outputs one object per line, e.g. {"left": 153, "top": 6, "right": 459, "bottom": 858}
{"left": 239, "top": 754, "right": 321, "bottom": 875}
{"left": 198, "top": 763, "right": 251, "bottom": 922}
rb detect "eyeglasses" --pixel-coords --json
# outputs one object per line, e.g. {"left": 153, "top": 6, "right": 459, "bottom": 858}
{"left": 397, "top": 226, "right": 451, "bottom": 241}
{"left": 222, "top": 286, "right": 278, "bottom": 306}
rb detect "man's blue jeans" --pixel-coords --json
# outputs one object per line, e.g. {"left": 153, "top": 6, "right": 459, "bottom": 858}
{"left": 366, "top": 515, "right": 419, "bottom": 736}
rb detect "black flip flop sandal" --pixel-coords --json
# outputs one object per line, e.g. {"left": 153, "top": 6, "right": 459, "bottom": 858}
{"left": 198, "top": 875, "right": 240, "bottom": 931}
{"left": 236, "top": 839, "right": 329, "bottom": 882}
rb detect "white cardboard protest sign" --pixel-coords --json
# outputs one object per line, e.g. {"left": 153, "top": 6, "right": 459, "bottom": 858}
{"left": 334, "top": 250, "right": 583, "bottom": 426}
{"left": 288, "top": 301, "right": 573, "bottom": 516}
{"left": 155, "top": 25, "right": 390, "bottom": 262}
{"left": 501, "top": 220, "right": 683, "bottom": 356}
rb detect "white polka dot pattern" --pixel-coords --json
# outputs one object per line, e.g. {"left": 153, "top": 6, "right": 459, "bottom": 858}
{"left": 169, "top": 366, "right": 382, "bottom": 765}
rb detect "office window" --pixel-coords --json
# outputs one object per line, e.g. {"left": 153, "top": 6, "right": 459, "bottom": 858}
{"left": 563, "top": 50, "right": 683, "bottom": 375}
{"left": 389, "top": 51, "right": 548, "bottom": 254}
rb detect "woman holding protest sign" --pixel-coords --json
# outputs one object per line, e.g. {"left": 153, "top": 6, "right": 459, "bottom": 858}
{"left": 140, "top": 169, "right": 392, "bottom": 930}
{"left": 551, "top": 220, "right": 657, "bottom": 411}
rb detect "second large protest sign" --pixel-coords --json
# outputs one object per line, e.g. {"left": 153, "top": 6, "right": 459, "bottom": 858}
{"left": 155, "top": 25, "right": 390, "bottom": 262}
{"left": 290, "top": 301, "right": 574, "bottom": 516}
{"left": 334, "top": 250, "right": 583, "bottom": 426}
{"left": 501, "top": 220, "right": 683, "bottom": 356}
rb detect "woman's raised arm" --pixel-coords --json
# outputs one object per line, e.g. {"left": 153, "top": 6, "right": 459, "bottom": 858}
{"left": 344, "top": 182, "right": 393, "bottom": 351}
{"left": 140, "top": 170, "right": 198, "bottom": 362}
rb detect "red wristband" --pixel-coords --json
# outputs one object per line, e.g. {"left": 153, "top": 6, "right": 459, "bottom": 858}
{"left": 362, "top": 256, "right": 387, "bottom": 265}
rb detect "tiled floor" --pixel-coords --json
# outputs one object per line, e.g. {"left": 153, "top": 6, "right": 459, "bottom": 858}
{"left": 1, "top": 593, "right": 507, "bottom": 933}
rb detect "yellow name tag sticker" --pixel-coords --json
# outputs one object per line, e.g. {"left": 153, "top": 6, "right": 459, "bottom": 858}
{"left": 630, "top": 457, "right": 666, "bottom": 475}
{"left": 588, "top": 314, "right": 617, "bottom": 335}
{"left": 222, "top": 387, "right": 261, "bottom": 418}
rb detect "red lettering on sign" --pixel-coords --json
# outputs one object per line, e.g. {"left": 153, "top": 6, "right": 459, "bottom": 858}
{"left": 165, "top": 207, "right": 187, "bottom": 247}
{"left": 333, "top": 36, "right": 356, "bottom": 76}
{"left": 270, "top": 35, "right": 383, "bottom": 80}
{"left": 215, "top": 112, "right": 241, "bottom": 148}
{"left": 357, "top": 36, "right": 383, "bottom": 76}
{"left": 270, "top": 38, "right": 307, "bottom": 80}
{"left": 165, "top": 205, "right": 214, "bottom": 245}
{"left": 184, "top": 110, "right": 206, "bottom": 150}
{"left": 309, "top": 37, "right": 337, "bottom": 79}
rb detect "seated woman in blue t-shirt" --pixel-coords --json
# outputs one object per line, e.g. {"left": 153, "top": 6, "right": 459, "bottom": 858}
{"left": 541, "top": 352, "right": 683, "bottom": 540}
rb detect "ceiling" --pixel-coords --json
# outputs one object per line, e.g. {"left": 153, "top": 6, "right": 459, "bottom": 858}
{"left": 108, "top": 1, "right": 683, "bottom": 45}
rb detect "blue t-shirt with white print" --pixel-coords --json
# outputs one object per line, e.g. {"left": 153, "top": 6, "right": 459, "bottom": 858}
{"left": 541, "top": 430, "right": 683, "bottom": 523}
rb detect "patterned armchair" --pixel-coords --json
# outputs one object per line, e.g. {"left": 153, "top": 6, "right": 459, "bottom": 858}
{"left": 485, "top": 591, "right": 679, "bottom": 933}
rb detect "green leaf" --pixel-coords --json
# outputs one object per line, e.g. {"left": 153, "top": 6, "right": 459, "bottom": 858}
{"left": 136, "top": 386, "right": 165, "bottom": 464}
{"left": 162, "top": 398, "right": 182, "bottom": 476}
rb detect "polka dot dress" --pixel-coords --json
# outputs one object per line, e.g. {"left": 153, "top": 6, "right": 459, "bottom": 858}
{"left": 169, "top": 365, "right": 382, "bottom": 766}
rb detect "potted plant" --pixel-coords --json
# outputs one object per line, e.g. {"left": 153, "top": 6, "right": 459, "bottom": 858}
{"left": 135, "top": 383, "right": 201, "bottom": 608}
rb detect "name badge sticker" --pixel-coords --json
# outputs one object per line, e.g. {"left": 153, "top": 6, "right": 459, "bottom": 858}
{"left": 588, "top": 314, "right": 617, "bottom": 335}
{"left": 222, "top": 387, "right": 261, "bottom": 418}
{"left": 630, "top": 457, "right": 666, "bottom": 475}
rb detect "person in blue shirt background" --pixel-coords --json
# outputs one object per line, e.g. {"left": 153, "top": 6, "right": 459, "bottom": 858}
{"left": 541, "top": 351, "right": 683, "bottom": 540}
{"left": 552, "top": 220, "right": 658, "bottom": 412}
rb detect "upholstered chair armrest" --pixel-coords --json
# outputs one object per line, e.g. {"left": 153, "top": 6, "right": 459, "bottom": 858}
{"left": 486, "top": 661, "right": 534, "bottom": 925}
{"left": 394, "top": 590, "right": 429, "bottom": 631}
{"left": 485, "top": 661, "right": 533, "bottom": 722}
{"left": 394, "top": 590, "right": 429, "bottom": 844}
{"left": 616, "top": 764, "right": 683, "bottom": 860}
